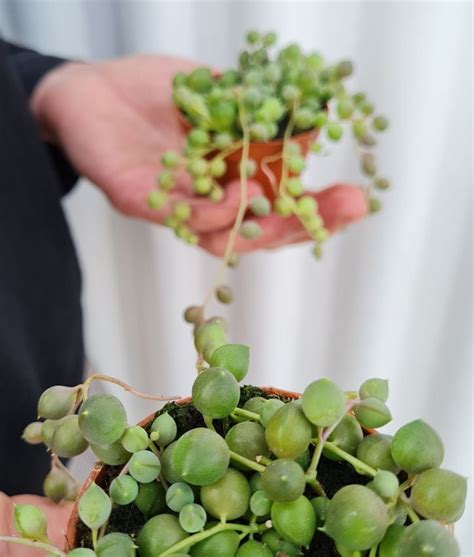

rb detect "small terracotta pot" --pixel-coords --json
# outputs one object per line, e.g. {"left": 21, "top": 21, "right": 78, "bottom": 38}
{"left": 65, "top": 387, "right": 300, "bottom": 550}
{"left": 176, "top": 109, "right": 320, "bottom": 201}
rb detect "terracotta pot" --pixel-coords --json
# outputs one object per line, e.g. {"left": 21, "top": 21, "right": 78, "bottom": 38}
{"left": 65, "top": 387, "right": 300, "bottom": 550}
{"left": 176, "top": 108, "right": 320, "bottom": 201}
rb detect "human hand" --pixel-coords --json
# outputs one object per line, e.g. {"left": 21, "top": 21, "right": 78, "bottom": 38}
{"left": 0, "top": 492, "right": 71, "bottom": 556}
{"left": 31, "top": 55, "right": 367, "bottom": 254}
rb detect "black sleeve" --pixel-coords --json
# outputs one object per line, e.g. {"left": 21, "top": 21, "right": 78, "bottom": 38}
{"left": 3, "top": 39, "right": 79, "bottom": 194}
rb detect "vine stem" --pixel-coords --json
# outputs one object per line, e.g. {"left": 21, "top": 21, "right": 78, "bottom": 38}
{"left": 229, "top": 450, "right": 265, "bottom": 473}
{"left": 306, "top": 427, "right": 324, "bottom": 479}
{"left": 0, "top": 537, "right": 66, "bottom": 556}
{"left": 231, "top": 407, "right": 260, "bottom": 421}
{"left": 82, "top": 373, "right": 180, "bottom": 402}
{"left": 158, "top": 520, "right": 270, "bottom": 556}
{"left": 202, "top": 95, "right": 251, "bottom": 311}
{"left": 323, "top": 442, "right": 377, "bottom": 477}
{"left": 400, "top": 494, "right": 421, "bottom": 524}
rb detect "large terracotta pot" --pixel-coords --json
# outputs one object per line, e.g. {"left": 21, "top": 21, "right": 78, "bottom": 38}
{"left": 65, "top": 387, "right": 300, "bottom": 550}
{"left": 176, "top": 109, "right": 320, "bottom": 201}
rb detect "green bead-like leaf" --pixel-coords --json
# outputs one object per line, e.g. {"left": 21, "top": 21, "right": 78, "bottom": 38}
{"left": 302, "top": 378, "right": 346, "bottom": 427}
{"left": 271, "top": 495, "right": 316, "bottom": 546}
{"left": 259, "top": 398, "right": 285, "bottom": 427}
{"left": 78, "top": 483, "right": 112, "bottom": 531}
{"left": 96, "top": 532, "right": 137, "bottom": 557}
{"left": 357, "top": 433, "right": 400, "bottom": 474}
{"left": 324, "top": 485, "right": 388, "bottom": 551}
{"left": 135, "top": 482, "right": 166, "bottom": 518}
{"left": 22, "top": 422, "right": 44, "bottom": 445}
{"left": 378, "top": 524, "right": 405, "bottom": 557}
{"left": 166, "top": 482, "right": 195, "bottom": 512}
{"left": 209, "top": 344, "right": 250, "bottom": 382}
{"left": 172, "top": 428, "right": 230, "bottom": 486}
{"left": 121, "top": 426, "right": 149, "bottom": 453}
{"left": 192, "top": 368, "right": 240, "bottom": 419}
{"left": 150, "top": 413, "right": 177, "bottom": 448}
{"left": 67, "top": 549, "right": 97, "bottom": 556}
{"left": 236, "top": 540, "right": 273, "bottom": 557}
{"left": 265, "top": 402, "right": 313, "bottom": 460}
{"left": 128, "top": 450, "right": 161, "bottom": 484}
{"left": 250, "top": 490, "right": 272, "bottom": 516}
{"left": 51, "top": 415, "right": 89, "bottom": 458}
{"left": 200, "top": 468, "right": 251, "bottom": 521}
{"left": 372, "top": 470, "right": 399, "bottom": 500}
{"left": 109, "top": 476, "right": 139, "bottom": 506}
{"left": 398, "top": 520, "right": 460, "bottom": 557}
{"left": 43, "top": 467, "right": 71, "bottom": 503}
{"left": 79, "top": 394, "right": 128, "bottom": 446}
{"left": 262, "top": 459, "right": 306, "bottom": 503}
{"left": 410, "top": 468, "right": 467, "bottom": 523}
{"left": 323, "top": 415, "right": 363, "bottom": 462}
{"left": 225, "top": 422, "right": 270, "bottom": 470}
{"left": 91, "top": 440, "right": 131, "bottom": 466}
{"left": 179, "top": 503, "right": 207, "bottom": 533}
{"left": 13, "top": 504, "right": 49, "bottom": 542}
{"left": 391, "top": 419, "right": 444, "bottom": 474}
{"left": 354, "top": 398, "right": 392, "bottom": 428}
{"left": 190, "top": 529, "right": 240, "bottom": 557}
{"left": 37, "top": 385, "right": 78, "bottom": 420}
{"left": 137, "top": 514, "right": 188, "bottom": 557}
{"left": 359, "top": 378, "right": 389, "bottom": 402}
{"left": 261, "top": 529, "right": 300, "bottom": 556}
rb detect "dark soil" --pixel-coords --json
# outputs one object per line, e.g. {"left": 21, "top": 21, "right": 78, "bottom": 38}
{"left": 75, "top": 386, "right": 369, "bottom": 556}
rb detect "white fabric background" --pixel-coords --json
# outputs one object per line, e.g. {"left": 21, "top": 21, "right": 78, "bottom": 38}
{"left": 1, "top": 1, "right": 472, "bottom": 553}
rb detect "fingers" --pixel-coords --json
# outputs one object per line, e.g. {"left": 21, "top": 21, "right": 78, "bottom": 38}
{"left": 199, "top": 184, "right": 368, "bottom": 256}
{"left": 187, "top": 180, "right": 264, "bottom": 233}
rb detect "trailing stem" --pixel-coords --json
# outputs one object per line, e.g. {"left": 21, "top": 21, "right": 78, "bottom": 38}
{"left": 0, "top": 537, "right": 65, "bottom": 556}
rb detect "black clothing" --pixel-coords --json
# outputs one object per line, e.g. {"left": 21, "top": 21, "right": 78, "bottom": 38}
{"left": 0, "top": 39, "right": 84, "bottom": 495}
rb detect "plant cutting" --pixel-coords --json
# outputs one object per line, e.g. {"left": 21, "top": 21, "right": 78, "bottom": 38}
{"left": 0, "top": 338, "right": 467, "bottom": 556}
{"left": 148, "top": 30, "right": 390, "bottom": 261}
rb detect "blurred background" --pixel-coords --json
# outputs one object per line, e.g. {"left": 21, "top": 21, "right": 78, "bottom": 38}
{"left": 0, "top": 1, "right": 472, "bottom": 553}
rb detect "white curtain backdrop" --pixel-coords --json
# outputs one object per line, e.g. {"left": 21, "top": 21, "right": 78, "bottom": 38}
{"left": 1, "top": 1, "right": 472, "bottom": 553}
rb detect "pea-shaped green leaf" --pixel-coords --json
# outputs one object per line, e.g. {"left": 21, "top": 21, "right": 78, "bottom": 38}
{"left": 22, "top": 422, "right": 44, "bottom": 445}
{"left": 109, "top": 476, "right": 139, "bottom": 506}
{"left": 79, "top": 394, "right": 128, "bottom": 446}
{"left": 51, "top": 415, "right": 89, "bottom": 458}
{"left": 150, "top": 413, "right": 177, "bottom": 448}
{"left": 324, "top": 415, "right": 363, "bottom": 462}
{"left": 225, "top": 422, "right": 270, "bottom": 470}
{"left": 78, "top": 483, "right": 112, "bottom": 531}
{"left": 261, "top": 529, "right": 300, "bottom": 556}
{"left": 43, "top": 467, "right": 70, "bottom": 503}
{"left": 398, "top": 520, "right": 460, "bottom": 557}
{"left": 179, "top": 503, "right": 207, "bottom": 533}
{"left": 373, "top": 470, "right": 399, "bottom": 500}
{"left": 311, "top": 496, "right": 330, "bottom": 527}
{"left": 201, "top": 468, "right": 250, "bottom": 520}
{"left": 271, "top": 495, "right": 316, "bottom": 546}
{"left": 121, "top": 426, "right": 149, "bottom": 453}
{"left": 190, "top": 529, "right": 240, "bottom": 557}
{"left": 410, "top": 468, "right": 467, "bottom": 523}
{"left": 91, "top": 440, "right": 131, "bottom": 466}
{"left": 137, "top": 514, "right": 188, "bottom": 557}
{"left": 194, "top": 320, "right": 227, "bottom": 362}
{"left": 378, "top": 524, "right": 405, "bottom": 557}
{"left": 357, "top": 433, "right": 400, "bottom": 474}
{"left": 262, "top": 459, "right": 306, "bottom": 502}
{"left": 128, "top": 450, "right": 161, "bottom": 484}
{"left": 324, "top": 485, "right": 388, "bottom": 551}
{"left": 249, "top": 472, "right": 264, "bottom": 493}
{"left": 391, "top": 420, "right": 444, "bottom": 474}
{"left": 172, "top": 428, "right": 230, "bottom": 486}
{"left": 302, "top": 378, "right": 346, "bottom": 427}
{"left": 359, "top": 378, "right": 389, "bottom": 402}
{"left": 166, "top": 482, "right": 195, "bottom": 512}
{"left": 243, "top": 396, "right": 266, "bottom": 415}
{"left": 135, "top": 481, "right": 166, "bottom": 518}
{"left": 354, "top": 398, "right": 392, "bottom": 428}
{"left": 160, "top": 441, "right": 183, "bottom": 484}
{"left": 96, "top": 532, "right": 136, "bottom": 557}
{"left": 41, "top": 419, "right": 60, "bottom": 449}
{"left": 192, "top": 368, "right": 240, "bottom": 419}
{"left": 265, "top": 402, "right": 313, "bottom": 460}
{"left": 250, "top": 490, "right": 272, "bottom": 516}
{"left": 209, "top": 344, "right": 250, "bottom": 382}
{"left": 236, "top": 540, "right": 273, "bottom": 557}
{"left": 67, "top": 549, "right": 97, "bottom": 556}
{"left": 259, "top": 399, "right": 284, "bottom": 427}
{"left": 38, "top": 385, "right": 78, "bottom": 420}
{"left": 13, "top": 504, "right": 48, "bottom": 542}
